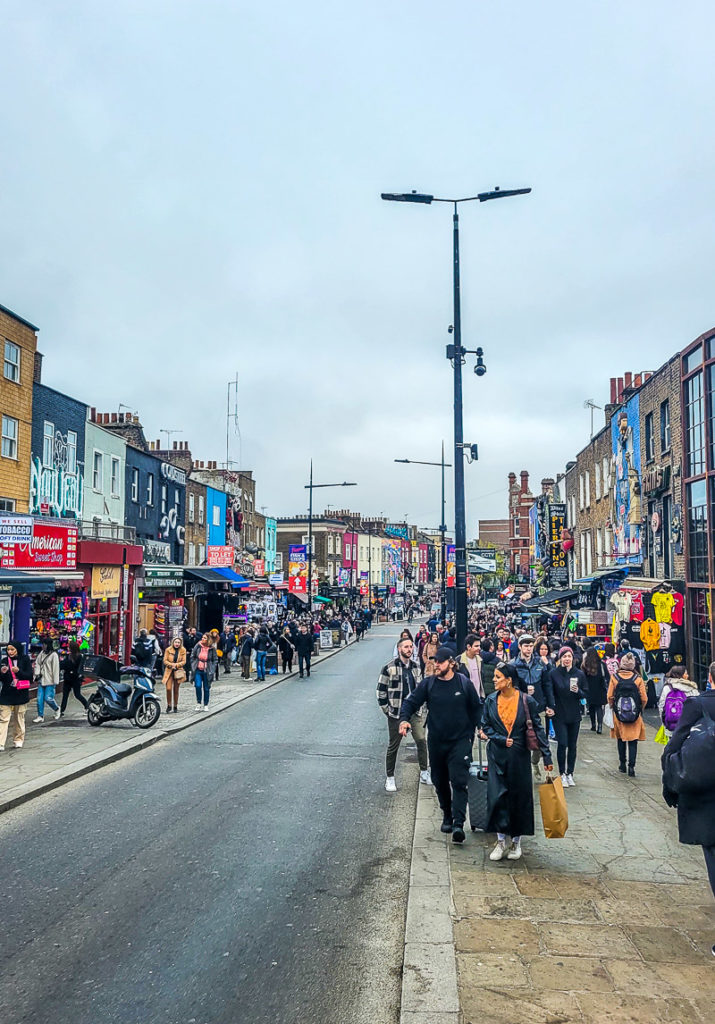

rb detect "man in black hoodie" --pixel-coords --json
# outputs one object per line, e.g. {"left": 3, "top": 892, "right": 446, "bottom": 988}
{"left": 399, "top": 647, "right": 482, "bottom": 843}
{"left": 294, "top": 625, "right": 313, "bottom": 678}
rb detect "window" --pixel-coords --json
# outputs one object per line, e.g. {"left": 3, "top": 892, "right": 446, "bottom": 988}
{"left": 327, "top": 534, "right": 333, "bottom": 555}
{"left": 161, "top": 484, "right": 168, "bottom": 515}
{"left": 131, "top": 468, "right": 139, "bottom": 503}
{"left": 1, "top": 416, "right": 18, "bottom": 460}
{"left": 198, "top": 495, "right": 205, "bottom": 525}
{"left": 596, "top": 527, "right": 603, "bottom": 567}
{"left": 92, "top": 451, "right": 103, "bottom": 491}
{"left": 189, "top": 493, "right": 195, "bottom": 523}
{"left": 595, "top": 462, "right": 601, "bottom": 501}
{"left": 579, "top": 474, "right": 584, "bottom": 510}
{"left": 603, "top": 456, "right": 610, "bottom": 494}
{"left": 685, "top": 371, "right": 705, "bottom": 476}
{"left": 198, "top": 543, "right": 206, "bottom": 564}
{"left": 687, "top": 479, "right": 708, "bottom": 582}
{"left": 0, "top": 498, "right": 16, "bottom": 512}
{"left": 66, "top": 430, "right": 77, "bottom": 475}
{"left": 188, "top": 543, "right": 195, "bottom": 565}
{"left": 147, "top": 473, "right": 154, "bottom": 506}
{"left": 514, "top": 517, "right": 520, "bottom": 537}
{"left": 212, "top": 504, "right": 221, "bottom": 527}
{"left": 605, "top": 526, "right": 613, "bottom": 563}
{"left": 689, "top": 589, "right": 712, "bottom": 688}
{"left": 585, "top": 472, "right": 590, "bottom": 507}
{"left": 3, "top": 340, "right": 20, "bottom": 382}
{"left": 662, "top": 494, "right": 672, "bottom": 579}
{"left": 111, "top": 457, "right": 120, "bottom": 497}
{"left": 274, "top": 552, "right": 283, "bottom": 570}
{"left": 345, "top": 542, "right": 352, "bottom": 561}
{"left": 645, "top": 412, "right": 655, "bottom": 462}
{"left": 684, "top": 345, "right": 703, "bottom": 375}
{"left": 43, "top": 421, "right": 54, "bottom": 467}
{"left": 660, "top": 400, "right": 671, "bottom": 453}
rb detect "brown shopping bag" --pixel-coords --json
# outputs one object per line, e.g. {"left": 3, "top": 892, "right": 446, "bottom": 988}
{"left": 538, "top": 774, "right": 569, "bottom": 839}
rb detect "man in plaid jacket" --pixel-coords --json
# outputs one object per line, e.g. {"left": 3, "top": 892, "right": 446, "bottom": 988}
{"left": 377, "top": 637, "right": 430, "bottom": 792}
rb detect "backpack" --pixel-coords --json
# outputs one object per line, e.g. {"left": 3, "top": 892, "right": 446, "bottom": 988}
{"left": 662, "top": 686, "right": 689, "bottom": 733}
{"left": 663, "top": 702, "right": 715, "bottom": 794}
{"left": 613, "top": 676, "right": 642, "bottom": 724}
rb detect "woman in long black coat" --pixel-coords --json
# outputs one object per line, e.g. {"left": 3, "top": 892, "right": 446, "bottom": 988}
{"left": 480, "top": 662, "right": 553, "bottom": 862}
{"left": 662, "top": 688, "right": 715, "bottom": 910}
{"left": 582, "top": 646, "right": 609, "bottom": 734}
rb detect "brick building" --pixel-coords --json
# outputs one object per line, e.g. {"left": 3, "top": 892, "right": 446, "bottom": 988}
{"left": 508, "top": 471, "right": 534, "bottom": 579}
{"left": 276, "top": 516, "right": 346, "bottom": 587}
{"left": 477, "top": 519, "right": 510, "bottom": 558}
{"left": 0, "top": 303, "right": 40, "bottom": 513}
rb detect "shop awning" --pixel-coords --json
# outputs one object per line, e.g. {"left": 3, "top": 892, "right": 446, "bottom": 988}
{"left": 213, "top": 567, "right": 250, "bottom": 588}
{"left": 184, "top": 567, "right": 229, "bottom": 585}
{"left": 0, "top": 568, "right": 56, "bottom": 594}
{"left": 520, "top": 588, "right": 579, "bottom": 609}
{"left": 314, "top": 595, "right": 332, "bottom": 604}
{"left": 572, "top": 568, "right": 626, "bottom": 588}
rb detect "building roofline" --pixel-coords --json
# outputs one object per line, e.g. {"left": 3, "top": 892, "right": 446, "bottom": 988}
{"left": 0, "top": 302, "right": 40, "bottom": 332}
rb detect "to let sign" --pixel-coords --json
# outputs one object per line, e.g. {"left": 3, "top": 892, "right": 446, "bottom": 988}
{"left": 207, "top": 546, "right": 234, "bottom": 567}
{"left": 1, "top": 523, "right": 78, "bottom": 569}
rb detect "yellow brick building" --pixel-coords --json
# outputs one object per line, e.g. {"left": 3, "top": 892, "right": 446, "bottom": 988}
{"left": 0, "top": 303, "right": 39, "bottom": 512}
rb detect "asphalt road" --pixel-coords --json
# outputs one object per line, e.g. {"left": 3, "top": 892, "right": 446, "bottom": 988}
{"left": 0, "top": 625, "right": 417, "bottom": 1024}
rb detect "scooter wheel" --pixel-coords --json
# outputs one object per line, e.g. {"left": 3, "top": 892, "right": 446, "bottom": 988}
{"left": 87, "top": 701, "right": 104, "bottom": 727}
{"left": 134, "top": 700, "right": 161, "bottom": 729}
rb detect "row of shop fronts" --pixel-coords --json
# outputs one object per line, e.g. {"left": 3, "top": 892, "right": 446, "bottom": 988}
{"left": 0, "top": 517, "right": 291, "bottom": 662}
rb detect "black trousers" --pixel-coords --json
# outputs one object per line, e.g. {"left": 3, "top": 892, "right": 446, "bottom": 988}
{"left": 298, "top": 653, "right": 311, "bottom": 677}
{"left": 554, "top": 719, "right": 580, "bottom": 775}
{"left": 428, "top": 736, "right": 471, "bottom": 828}
{"left": 617, "top": 738, "right": 638, "bottom": 768}
{"left": 60, "top": 680, "right": 89, "bottom": 713}
{"left": 703, "top": 845, "right": 715, "bottom": 900}
{"left": 281, "top": 654, "right": 293, "bottom": 673}
{"left": 589, "top": 704, "right": 604, "bottom": 729}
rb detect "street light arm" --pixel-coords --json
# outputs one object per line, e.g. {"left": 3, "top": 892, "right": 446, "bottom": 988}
{"left": 394, "top": 458, "right": 452, "bottom": 467}
{"left": 304, "top": 482, "right": 357, "bottom": 489}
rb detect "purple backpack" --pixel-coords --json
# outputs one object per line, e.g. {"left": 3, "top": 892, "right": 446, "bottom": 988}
{"left": 662, "top": 687, "right": 689, "bottom": 733}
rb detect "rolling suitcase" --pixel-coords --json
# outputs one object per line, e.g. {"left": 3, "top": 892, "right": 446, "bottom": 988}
{"left": 468, "top": 735, "right": 489, "bottom": 832}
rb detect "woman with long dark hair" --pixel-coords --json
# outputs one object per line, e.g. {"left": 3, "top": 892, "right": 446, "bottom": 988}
{"left": 582, "top": 647, "right": 608, "bottom": 734}
{"left": 0, "top": 640, "right": 32, "bottom": 748}
{"left": 60, "top": 641, "right": 89, "bottom": 716}
{"left": 480, "top": 662, "right": 553, "bottom": 862}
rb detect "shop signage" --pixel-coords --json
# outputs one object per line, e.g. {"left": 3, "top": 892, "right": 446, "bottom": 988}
{"left": 207, "top": 545, "right": 234, "bottom": 567}
{"left": 288, "top": 545, "right": 308, "bottom": 594}
{"left": 643, "top": 463, "right": 670, "bottom": 496}
{"left": 1, "top": 523, "right": 78, "bottom": 569}
{"left": 239, "top": 560, "right": 255, "bottom": 578}
{"left": 160, "top": 463, "right": 186, "bottom": 485}
{"left": 91, "top": 565, "right": 121, "bottom": 600}
{"left": 268, "top": 572, "right": 284, "bottom": 586}
{"left": 446, "top": 545, "right": 456, "bottom": 588}
{"left": 145, "top": 567, "right": 185, "bottom": 588}
{"left": 253, "top": 558, "right": 265, "bottom": 577}
{"left": 548, "top": 503, "right": 568, "bottom": 584}
{"left": 143, "top": 539, "right": 171, "bottom": 564}
{"left": 319, "top": 629, "right": 333, "bottom": 650}
{"left": 0, "top": 515, "right": 33, "bottom": 545}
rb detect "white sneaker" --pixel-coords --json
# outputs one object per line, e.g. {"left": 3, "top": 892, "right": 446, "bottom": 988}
{"left": 54, "top": 709, "right": 62, "bottom": 720}
{"left": 13, "top": 741, "right": 23, "bottom": 748}
{"left": 201, "top": 705, "right": 208, "bottom": 711}
{"left": 506, "top": 841, "right": 522, "bottom": 860}
{"left": 32, "top": 716, "right": 44, "bottom": 724}
{"left": 385, "top": 776, "right": 397, "bottom": 793}
{"left": 419, "top": 769, "right": 432, "bottom": 785}
{"left": 561, "top": 773, "right": 569, "bottom": 788}
{"left": 566, "top": 774, "right": 575, "bottom": 787}
{"left": 489, "top": 840, "right": 507, "bottom": 862}
{"left": 195, "top": 705, "right": 202, "bottom": 712}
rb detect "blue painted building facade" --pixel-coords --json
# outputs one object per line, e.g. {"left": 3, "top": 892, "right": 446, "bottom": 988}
{"left": 206, "top": 487, "right": 227, "bottom": 549}
{"left": 30, "top": 383, "right": 87, "bottom": 518}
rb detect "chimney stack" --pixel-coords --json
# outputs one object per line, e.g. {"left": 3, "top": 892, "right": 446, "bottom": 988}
{"left": 520, "top": 470, "right": 529, "bottom": 494}
{"left": 610, "top": 378, "right": 617, "bottom": 404}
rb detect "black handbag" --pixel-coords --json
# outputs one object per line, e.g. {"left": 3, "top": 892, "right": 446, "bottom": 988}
{"left": 468, "top": 734, "right": 490, "bottom": 832}
{"left": 663, "top": 704, "right": 715, "bottom": 794}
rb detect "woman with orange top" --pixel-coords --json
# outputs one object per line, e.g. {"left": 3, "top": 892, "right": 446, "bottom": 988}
{"left": 480, "top": 662, "right": 553, "bottom": 862}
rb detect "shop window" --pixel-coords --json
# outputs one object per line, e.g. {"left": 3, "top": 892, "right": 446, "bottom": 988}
{"left": 1, "top": 415, "right": 18, "bottom": 460}
{"left": 660, "top": 400, "right": 671, "bottom": 453}
{"left": 198, "top": 496, "right": 205, "bottom": 525}
{"left": 92, "top": 451, "right": 103, "bottom": 491}
{"left": 188, "top": 493, "right": 195, "bottom": 523}
{"left": 111, "top": 457, "right": 120, "bottom": 497}
{"left": 3, "top": 340, "right": 20, "bottom": 382}
{"left": 147, "top": 473, "right": 154, "bottom": 506}
{"left": 687, "top": 479, "right": 708, "bottom": 582}
{"left": 684, "top": 345, "right": 703, "bottom": 375}
{"left": 43, "top": 421, "right": 54, "bottom": 467}
{"left": 645, "top": 412, "right": 655, "bottom": 462}
{"left": 688, "top": 588, "right": 712, "bottom": 688}
{"left": 685, "top": 371, "right": 705, "bottom": 476}
{"left": 67, "top": 430, "right": 77, "bottom": 475}
{"left": 131, "top": 468, "right": 139, "bottom": 503}
{"left": 0, "top": 497, "right": 16, "bottom": 512}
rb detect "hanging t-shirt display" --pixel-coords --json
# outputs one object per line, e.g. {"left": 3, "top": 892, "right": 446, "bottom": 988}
{"left": 627, "top": 591, "right": 645, "bottom": 622}
{"left": 671, "top": 592, "right": 684, "bottom": 626}
{"left": 651, "top": 591, "right": 676, "bottom": 624}
{"left": 639, "top": 618, "right": 661, "bottom": 652}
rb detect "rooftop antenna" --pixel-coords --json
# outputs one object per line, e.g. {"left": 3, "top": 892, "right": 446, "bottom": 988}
{"left": 584, "top": 399, "right": 602, "bottom": 438}
{"left": 159, "top": 429, "right": 182, "bottom": 449}
{"left": 225, "top": 374, "right": 240, "bottom": 470}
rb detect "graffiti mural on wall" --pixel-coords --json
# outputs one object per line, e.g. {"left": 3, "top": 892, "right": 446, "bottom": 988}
{"left": 30, "top": 431, "right": 83, "bottom": 518}
{"left": 611, "top": 395, "right": 642, "bottom": 564}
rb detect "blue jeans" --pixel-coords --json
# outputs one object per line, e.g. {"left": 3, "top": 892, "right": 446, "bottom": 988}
{"left": 194, "top": 670, "right": 211, "bottom": 706}
{"left": 37, "top": 684, "right": 59, "bottom": 717}
{"left": 255, "top": 650, "right": 267, "bottom": 680}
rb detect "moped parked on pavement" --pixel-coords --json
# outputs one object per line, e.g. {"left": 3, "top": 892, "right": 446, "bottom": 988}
{"left": 87, "top": 665, "right": 161, "bottom": 729}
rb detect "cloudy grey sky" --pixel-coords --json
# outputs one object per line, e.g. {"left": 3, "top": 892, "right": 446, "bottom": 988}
{"left": 3, "top": 1, "right": 714, "bottom": 533}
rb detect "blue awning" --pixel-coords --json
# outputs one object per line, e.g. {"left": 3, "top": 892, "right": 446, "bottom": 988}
{"left": 0, "top": 569, "right": 56, "bottom": 595}
{"left": 213, "top": 567, "right": 250, "bottom": 588}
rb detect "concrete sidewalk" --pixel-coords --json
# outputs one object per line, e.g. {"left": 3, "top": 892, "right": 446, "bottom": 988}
{"left": 402, "top": 720, "right": 715, "bottom": 1024}
{"left": 0, "top": 637, "right": 357, "bottom": 814}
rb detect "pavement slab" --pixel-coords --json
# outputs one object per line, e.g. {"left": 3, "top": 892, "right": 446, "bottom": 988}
{"left": 406, "top": 717, "right": 714, "bottom": 1023}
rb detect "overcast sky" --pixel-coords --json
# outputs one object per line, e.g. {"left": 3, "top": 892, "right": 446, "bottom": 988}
{"left": 3, "top": 1, "right": 714, "bottom": 534}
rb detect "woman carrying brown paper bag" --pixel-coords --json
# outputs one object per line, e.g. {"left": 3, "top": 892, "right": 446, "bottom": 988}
{"left": 479, "top": 662, "right": 553, "bottom": 862}
{"left": 162, "top": 637, "right": 187, "bottom": 713}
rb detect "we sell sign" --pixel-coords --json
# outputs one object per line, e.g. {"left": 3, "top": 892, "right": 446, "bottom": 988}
{"left": 1, "top": 523, "right": 78, "bottom": 569}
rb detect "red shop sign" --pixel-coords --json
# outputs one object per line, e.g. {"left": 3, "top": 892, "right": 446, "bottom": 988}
{"left": 1, "top": 523, "right": 78, "bottom": 570}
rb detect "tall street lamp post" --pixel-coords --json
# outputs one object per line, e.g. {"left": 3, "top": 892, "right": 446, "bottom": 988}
{"left": 382, "top": 186, "right": 531, "bottom": 650}
{"left": 305, "top": 460, "right": 356, "bottom": 610}
{"left": 395, "top": 441, "right": 451, "bottom": 624}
